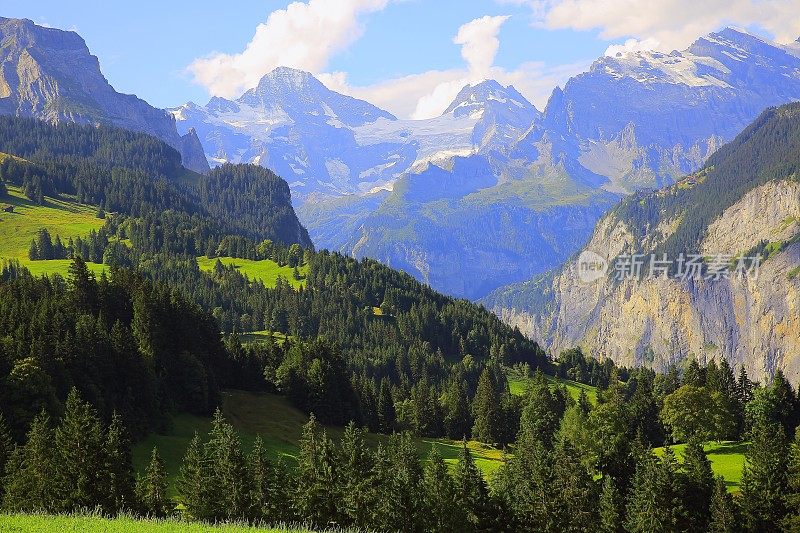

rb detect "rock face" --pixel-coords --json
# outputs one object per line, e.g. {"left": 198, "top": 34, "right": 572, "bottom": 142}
{"left": 0, "top": 17, "right": 209, "bottom": 173}
{"left": 174, "top": 28, "right": 800, "bottom": 300}
{"left": 487, "top": 104, "right": 800, "bottom": 385}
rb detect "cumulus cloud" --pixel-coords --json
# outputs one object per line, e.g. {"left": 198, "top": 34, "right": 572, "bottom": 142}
{"left": 318, "top": 15, "right": 521, "bottom": 119}
{"left": 455, "top": 15, "right": 510, "bottom": 74}
{"left": 189, "top": 0, "right": 388, "bottom": 98}
{"left": 604, "top": 38, "right": 661, "bottom": 57}
{"left": 410, "top": 15, "right": 510, "bottom": 119}
{"left": 323, "top": 60, "right": 587, "bottom": 120}
{"left": 522, "top": 0, "right": 800, "bottom": 52}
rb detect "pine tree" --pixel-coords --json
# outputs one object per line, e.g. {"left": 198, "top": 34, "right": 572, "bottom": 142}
{"left": 518, "top": 370, "right": 561, "bottom": 447}
{"left": 739, "top": 419, "right": 789, "bottom": 532}
{"left": 682, "top": 438, "right": 714, "bottom": 531}
{"left": 295, "top": 415, "right": 339, "bottom": 527}
{"left": 0, "top": 413, "right": 13, "bottom": 502}
{"left": 384, "top": 432, "right": 425, "bottom": 532}
{"left": 246, "top": 435, "right": 270, "bottom": 522}
{"left": 68, "top": 256, "right": 97, "bottom": 312}
{"left": 423, "top": 446, "right": 461, "bottom": 532}
{"left": 177, "top": 432, "right": 209, "bottom": 520}
{"left": 599, "top": 476, "right": 622, "bottom": 533}
{"left": 336, "top": 423, "right": 373, "bottom": 528}
{"left": 377, "top": 377, "right": 396, "bottom": 433}
{"left": 781, "top": 428, "right": 800, "bottom": 532}
{"left": 708, "top": 476, "right": 739, "bottom": 533}
{"left": 454, "top": 439, "right": 492, "bottom": 532}
{"left": 624, "top": 449, "right": 685, "bottom": 533}
{"left": 2, "top": 411, "right": 59, "bottom": 512}
{"left": 204, "top": 409, "right": 250, "bottom": 520}
{"left": 104, "top": 412, "right": 136, "bottom": 513}
{"left": 55, "top": 388, "right": 106, "bottom": 511}
{"left": 472, "top": 365, "right": 501, "bottom": 444}
{"left": 551, "top": 438, "right": 598, "bottom": 531}
{"left": 137, "top": 447, "right": 170, "bottom": 517}
{"left": 27, "top": 240, "right": 38, "bottom": 260}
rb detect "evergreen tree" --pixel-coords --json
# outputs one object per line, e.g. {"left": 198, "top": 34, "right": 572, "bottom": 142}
{"left": 454, "top": 439, "right": 492, "bottom": 532}
{"left": 708, "top": 476, "right": 739, "bottom": 533}
{"left": 739, "top": 419, "right": 789, "bottom": 532}
{"left": 137, "top": 447, "right": 170, "bottom": 517}
{"left": 378, "top": 378, "right": 397, "bottom": 434}
{"left": 624, "top": 449, "right": 685, "bottom": 533}
{"left": 104, "top": 412, "right": 136, "bottom": 513}
{"left": 550, "top": 437, "right": 598, "bottom": 531}
{"left": 68, "top": 256, "right": 97, "bottom": 313}
{"left": 295, "top": 415, "right": 339, "bottom": 527}
{"left": 443, "top": 378, "right": 472, "bottom": 439}
{"left": 205, "top": 409, "right": 250, "bottom": 520}
{"left": 384, "top": 432, "right": 425, "bottom": 532}
{"left": 336, "top": 423, "right": 374, "bottom": 528}
{"left": 0, "top": 413, "right": 13, "bottom": 502}
{"left": 423, "top": 446, "right": 461, "bottom": 532}
{"left": 177, "top": 432, "right": 209, "bottom": 520}
{"left": 27, "top": 240, "right": 38, "bottom": 260}
{"left": 55, "top": 388, "right": 106, "bottom": 511}
{"left": 518, "top": 371, "right": 562, "bottom": 447}
{"left": 2, "top": 411, "right": 59, "bottom": 512}
{"left": 682, "top": 438, "right": 714, "bottom": 531}
{"left": 472, "top": 365, "right": 502, "bottom": 444}
{"left": 599, "top": 476, "right": 622, "bottom": 533}
{"left": 780, "top": 428, "right": 800, "bottom": 532}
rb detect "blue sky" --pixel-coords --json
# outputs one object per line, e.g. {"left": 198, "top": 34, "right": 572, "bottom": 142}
{"left": 3, "top": 0, "right": 798, "bottom": 118}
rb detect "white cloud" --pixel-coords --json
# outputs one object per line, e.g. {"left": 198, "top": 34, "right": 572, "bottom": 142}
{"left": 522, "top": 0, "right": 800, "bottom": 52}
{"left": 189, "top": 0, "right": 388, "bottom": 98}
{"left": 319, "top": 15, "right": 521, "bottom": 120}
{"left": 410, "top": 15, "right": 510, "bottom": 119}
{"left": 455, "top": 15, "right": 510, "bottom": 74}
{"left": 322, "top": 60, "right": 587, "bottom": 119}
{"left": 604, "top": 38, "right": 661, "bottom": 57}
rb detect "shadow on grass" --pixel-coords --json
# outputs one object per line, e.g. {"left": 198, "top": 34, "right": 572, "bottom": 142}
{"left": 707, "top": 442, "right": 749, "bottom": 457}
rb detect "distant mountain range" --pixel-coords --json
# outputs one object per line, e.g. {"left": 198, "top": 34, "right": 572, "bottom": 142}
{"left": 0, "top": 17, "right": 209, "bottom": 173}
{"left": 486, "top": 102, "right": 800, "bottom": 385}
{"left": 173, "top": 28, "right": 800, "bottom": 299}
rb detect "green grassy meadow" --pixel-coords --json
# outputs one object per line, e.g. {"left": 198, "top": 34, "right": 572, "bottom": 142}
{"left": 0, "top": 514, "right": 314, "bottom": 532}
{"left": 196, "top": 257, "right": 308, "bottom": 289}
{"left": 0, "top": 186, "right": 106, "bottom": 277}
{"left": 507, "top": 370, "right": 599, "bottom": 405}
{"left": 132, "top": 390, "right": 505, "bottom": 498}
{"left": 654, "top": 441, "right": 749, "bottom": 491}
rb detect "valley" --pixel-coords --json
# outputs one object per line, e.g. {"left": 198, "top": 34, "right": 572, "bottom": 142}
{"left": 0, "top": 11, "right": 798, "bottom": 533}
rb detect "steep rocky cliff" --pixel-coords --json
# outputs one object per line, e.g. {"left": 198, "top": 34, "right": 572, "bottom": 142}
{"left": 487, "top": 104, "right": 800, "bottom": 385}
{"left": 0, "top": 17, "right": 209, "bottom": 173}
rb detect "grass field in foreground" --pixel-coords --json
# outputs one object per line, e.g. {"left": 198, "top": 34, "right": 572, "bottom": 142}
{"left": 197, "top": 257, "right": 308, "bottom": 289}
{"left": 507, "top": 371, "right": 598, "bottom": 405}
{"left": 0, "top": 186, "right": 106, "bottom": 277}
{"left": 654, "top": 440, "right": 749, "bottom": 491}
{"left": 0, "top": 514, "right": 313, "bottom": 532}
{"left": 132, "top": 390, "right": 504, "bottom": 498}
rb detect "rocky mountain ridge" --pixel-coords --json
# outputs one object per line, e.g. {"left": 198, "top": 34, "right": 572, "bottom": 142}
{"left": 0, "top": 17, "right": 209, "bottom": 173}
{"left": 487, "top": 103, "right": 800, "bottom": 384}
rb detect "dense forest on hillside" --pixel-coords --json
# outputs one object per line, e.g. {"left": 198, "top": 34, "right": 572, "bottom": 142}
{"left": 0, "top": 117, "right": 311, "bottom": 249}
{"left": 2, "top": 115, "right": 800, "bottom": 531}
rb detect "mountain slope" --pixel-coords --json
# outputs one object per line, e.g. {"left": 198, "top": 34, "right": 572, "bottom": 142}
{"left": 0, "top": 17, "right": 209, "bottom": 173}
{"left": 175, "top": 29, "right": 800, "bottom": 301}
{"left": 487, "top": 103, "right": 800, "bottom": 385}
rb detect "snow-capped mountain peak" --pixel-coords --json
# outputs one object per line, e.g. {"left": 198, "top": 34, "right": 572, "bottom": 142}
{"left": 444, "top": 80, "right": 536, "bottom": 117}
